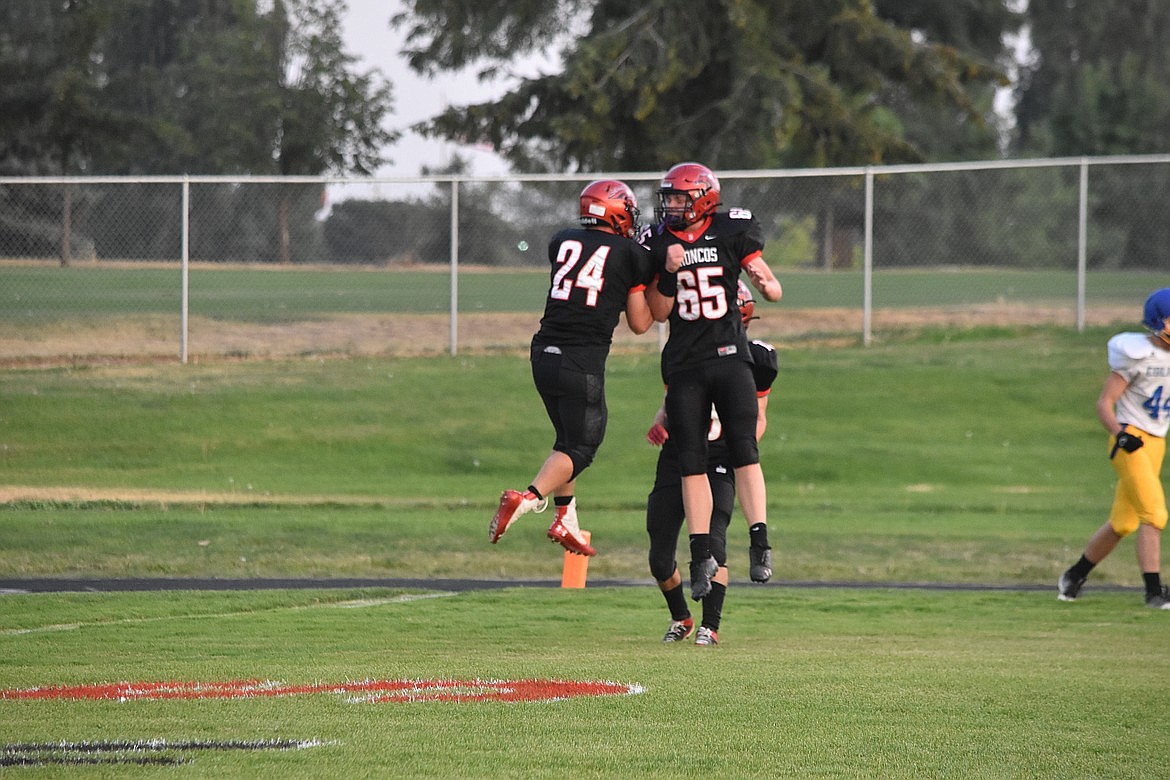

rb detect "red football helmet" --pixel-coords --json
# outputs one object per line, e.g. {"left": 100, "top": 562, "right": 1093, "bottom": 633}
{"left": 657, "top": 162, "right": 720, "bottom": 229}
{"left": 579, "top": 179, "right": 640, "bottom": 239}
{"left": 737, "top": 279, "right": 757, "bottom": 326}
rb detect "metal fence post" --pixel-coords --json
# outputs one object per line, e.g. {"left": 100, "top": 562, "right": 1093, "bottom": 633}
{"left": 1076, "top": 159, "right": 1088, "bottom": 333}
{"left": 449, "top": 178, "right": 459, "bottom": 356}
{"left": 181, "top": 175, "right": 190, "bottom": 364}
{"left": 863, "top": 166, "right": 874, "bottom": 346}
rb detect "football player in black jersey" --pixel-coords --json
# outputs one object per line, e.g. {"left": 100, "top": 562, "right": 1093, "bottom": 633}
{"left": 643, "top": 162, "right": 782, "bottom": 600}
{"left": 647, "top": 281, "right": 779, "bottom": 645}
{"left": 489, "top": 180, "right": 655, "bottom": 557}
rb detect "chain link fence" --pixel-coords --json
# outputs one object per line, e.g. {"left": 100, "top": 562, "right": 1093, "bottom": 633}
{"left": 2, "top": 156, "right": 1167, "bottom": 363}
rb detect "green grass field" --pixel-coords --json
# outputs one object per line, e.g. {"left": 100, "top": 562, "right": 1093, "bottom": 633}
{"left": 4, "top": 587, "right": 1168, "bottom": 777}
{"left": 3, "top": 327, "right": 1170, "bottom": 776}
{"left": 1, "top": 263, "right": 1162, "bottom": 322}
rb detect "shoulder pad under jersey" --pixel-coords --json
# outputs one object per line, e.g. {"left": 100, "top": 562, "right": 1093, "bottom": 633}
{"left": 749, "top": 340, "right": 779, "bottom": 390}
{"left": 750, "top": 339, "right": 777, "bottom": 358}
{"left": 708, "top": 211, "right": 757, "bottom": 235}
{"left": 1107, "top": 331, "right": 1156, "bottom": 370}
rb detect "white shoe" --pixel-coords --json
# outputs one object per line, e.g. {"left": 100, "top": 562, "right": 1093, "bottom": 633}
{"left": 695, "top": 626, "right": 719, "bottom": 646}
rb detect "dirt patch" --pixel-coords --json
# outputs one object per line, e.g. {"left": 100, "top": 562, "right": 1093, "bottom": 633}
{"left": 0, "top": 303, "right": 1133, "bottom": 367}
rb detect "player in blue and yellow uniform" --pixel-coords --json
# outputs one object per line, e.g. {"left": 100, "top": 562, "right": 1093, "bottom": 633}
{"left": 1058, "top": 288, "right": 1170, "bottom": 609}
{"left": 642, "top": 162, "right": 782, "bottom": 601}
{"left": 489, "top": 180, "right": 655, "bottom": 557}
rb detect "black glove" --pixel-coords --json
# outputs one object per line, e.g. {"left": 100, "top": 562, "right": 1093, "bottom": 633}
{"left": 1111, "top": 430, "right": 1144, "bottom": 459}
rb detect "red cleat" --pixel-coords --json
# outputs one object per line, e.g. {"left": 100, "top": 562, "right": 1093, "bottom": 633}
{"left": 488, "top": 489, "right": 545, "bottom": 544}
{"left": 546, "top": 499, "right": 595, "bottom": 556}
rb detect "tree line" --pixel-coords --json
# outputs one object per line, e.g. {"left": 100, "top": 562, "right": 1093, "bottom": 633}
{"left": 2, "top": 0, "right": 1168, "bottom": 268}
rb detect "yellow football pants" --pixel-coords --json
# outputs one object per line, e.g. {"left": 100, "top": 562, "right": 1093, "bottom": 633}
{"left": 1108, "top": 425, "right": 1168, "bottom": 535}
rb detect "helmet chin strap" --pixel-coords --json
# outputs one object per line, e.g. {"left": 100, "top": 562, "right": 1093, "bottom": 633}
{"left": 1150, "top": 316, "right": 1170, "bottom": 347}
{"left": 1155, "top": 329, "right": 1170, "bottom": 348}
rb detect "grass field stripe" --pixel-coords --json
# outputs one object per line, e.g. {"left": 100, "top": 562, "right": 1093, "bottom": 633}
{"left": 1, "top": 623, "right": 83, "bottom": 636}
{"left": 325, "top": 593, "right": 457, "bottom": 608}
{"left": 0, "top": 591, "right": 458, "bottom": 636}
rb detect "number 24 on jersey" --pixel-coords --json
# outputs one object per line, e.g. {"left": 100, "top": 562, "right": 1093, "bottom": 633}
{"left": 551, "top": 240, "right": 609, "bottom": 307}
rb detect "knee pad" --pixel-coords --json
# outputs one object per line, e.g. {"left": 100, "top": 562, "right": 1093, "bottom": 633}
{"left": 1145, "top": 507, "right": 1169, "bottom": 531}
{"left": 646, "top": 489, "right": 682, "bottom": 582}
{"left": 677, "top": 449, "right": 707, "bottom": 476}
{"left": 648, "top": 551, "right": 676, "bottom": 583}
{"left": 1109, "top": 513, "right": 1138, "bottom": 537}
{"left": 560, "top": 444, "right": 598, "bottom": 481}
{"left": 1110, "top": 503, "right": 1169, "bottom": 536}
{"left": 727, "top": 433, "right": 760, "bottom": 469}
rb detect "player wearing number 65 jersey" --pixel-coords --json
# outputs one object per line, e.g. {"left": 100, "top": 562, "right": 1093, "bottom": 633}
{"left": 648, "top": 282, "right": 779, "bottom": 646}
{"left": 642, "top": 162, "right": 782, "bottom": 601}
{"left": 489, "top": 179, "right": 655, "bottom": 557}
{"left": 1058, "top": 288, "right": 1170, "bottom": 610}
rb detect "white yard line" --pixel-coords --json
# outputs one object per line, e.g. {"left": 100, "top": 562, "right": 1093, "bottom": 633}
{"left": 0, "top": 591, "right": 458, "bottom": 636}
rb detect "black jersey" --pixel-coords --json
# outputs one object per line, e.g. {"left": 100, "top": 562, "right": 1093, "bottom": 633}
{"left": 642, "top": 210, "right": 766, "bottom": 380}
{"left": 532, "top": 227, "right": 654, "bottom": 373}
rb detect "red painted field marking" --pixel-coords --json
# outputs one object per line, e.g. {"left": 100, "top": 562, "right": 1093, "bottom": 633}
{"left": 1, "top": 678, "right": 645, "bottom": 703}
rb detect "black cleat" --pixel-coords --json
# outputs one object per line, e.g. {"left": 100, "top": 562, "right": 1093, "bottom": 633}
{"left": 749, "top": 546, "right": 773, "bottom": 583}
{"left": 1057, "top": 570, "right": 1086, "bottom": 602}
{"left": 689, "top": 556, "right": 718, "bottom": 601}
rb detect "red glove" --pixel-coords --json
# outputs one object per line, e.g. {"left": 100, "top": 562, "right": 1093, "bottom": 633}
{"left": 646, "top": 423, "right": 669, "bottom": 446}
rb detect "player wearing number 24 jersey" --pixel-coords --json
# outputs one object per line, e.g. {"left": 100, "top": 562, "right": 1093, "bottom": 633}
{"left": 534, "top": 215, "right": 655, "bottom": 373}
{"left": 488, "top": 180, "right": 655, "bottom": 558}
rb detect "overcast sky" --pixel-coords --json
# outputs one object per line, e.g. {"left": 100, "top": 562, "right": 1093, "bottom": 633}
{"left": 341, "top": 2, "right": 1026, "bottom": 175}
{"left": 341, "top": 1, "right": 535, "bottom": 177}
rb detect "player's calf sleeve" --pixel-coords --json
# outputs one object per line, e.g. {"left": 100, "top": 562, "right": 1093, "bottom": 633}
{"left": 662, "top": 583, "right": 689, "bottom": 622}
{"left": 702, "top": 582, "right": 726, "bottom": 630}
{"left": 689, "top": 533, "right": 712, "bottom": 562}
